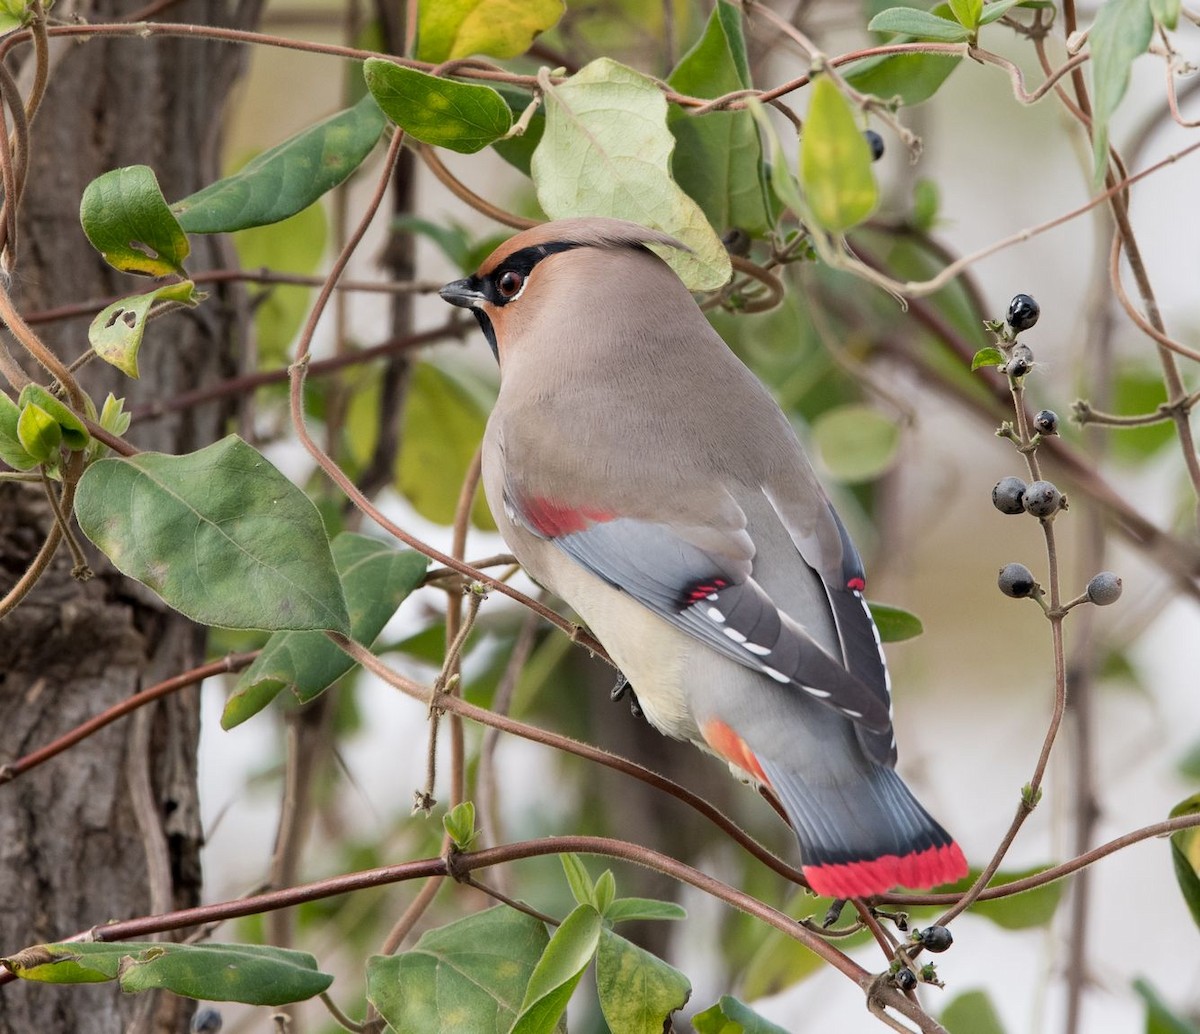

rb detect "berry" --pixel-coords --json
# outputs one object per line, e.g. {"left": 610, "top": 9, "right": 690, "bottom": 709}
{"left": 1022, "top": 480, "right": 1063, "bottom": 518}
{"left": 1086, "top": 571, "right": 1123, "bottom": 606}
{"left": 1006, "top": 344, "right": 1034, "bottom": 378}
{"left": 998, "top": 562, "right": 1036, "bottom": 598}
{"left": 917, "top": 925, "right": 953, "bottom": 953}
{"left": 895, "top": 967, "right": 918, "bottom": 991}
{"left": 1034, "top": 410, "right": 1059, "bottom": 435}
{"left": 1007, "top": 293, "right": 1040, "bottom": 332}
{"left": 992, "top": 476, "right": 1027, "bottom": 515}
{"left": 191, "top": 1008, "right": 223, "bottom": 1034}
{"left": 721, "top": 227, "right": 750, "bottom": 257}
{"left": 865, "top": 129, "right": 885, "bottom": 161}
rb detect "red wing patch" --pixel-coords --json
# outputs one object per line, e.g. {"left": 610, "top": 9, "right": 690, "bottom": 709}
{"left": 803, "top": 841, "right": 968, "bottom": 898}
{"left": 520, "top": 497, "right": 617, "bottom": 537}
{"left": 702, "top": 720, "right": 769, "bottom": 786}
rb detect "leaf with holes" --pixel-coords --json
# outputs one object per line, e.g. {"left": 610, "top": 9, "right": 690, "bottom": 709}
{"left": 80, "top": 166, "right": 189, "bottom": 276}
{"left": 221, "top": 535, "right": 428, "bottom": 728}
{"left": 417, "top": 0, "right": 564, "bottom": 62}
{"left": 74, "top": 436, "right": 349, "bottom": 633}
{"left": 596, "top": 929, "right": 690, "bottom": 1034}
{"left": 367, "top": 907, "right": 551, "bottom": 1033}
{"left": 532, "top": 58, "right": 731, "bottom": 291}
{"left": 364, "top": 61, "right": 513, "bottom": 153}
{"left": 88, "top": 281, "right": 201, "bottom": 379}
{"left": 800, "top": 77, "right": 878, "bottom": 233}
{"left": 173, "top": 95, "right": 386, "bottom": 233}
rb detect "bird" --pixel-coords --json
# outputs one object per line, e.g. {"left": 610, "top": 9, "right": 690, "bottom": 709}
{"left": 439, "top": 217, "right": 967, "bottom": 898}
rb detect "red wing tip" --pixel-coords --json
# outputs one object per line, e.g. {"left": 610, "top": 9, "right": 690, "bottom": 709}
{"left": 803, "top": 842, "right": 968, "bottom": 898}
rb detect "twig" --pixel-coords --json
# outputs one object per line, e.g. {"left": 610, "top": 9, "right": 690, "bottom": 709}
{"left": 419, "top": 144, "right": 537, "bottom": 230}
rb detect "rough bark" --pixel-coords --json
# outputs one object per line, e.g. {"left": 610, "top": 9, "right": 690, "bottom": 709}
{"left": 0, "top": 2, "right": 260, "bottom": 1031}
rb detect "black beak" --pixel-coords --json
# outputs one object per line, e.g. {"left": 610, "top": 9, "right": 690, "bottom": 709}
{"left": 439, "top": 277, "right": 484, "bottom": 309}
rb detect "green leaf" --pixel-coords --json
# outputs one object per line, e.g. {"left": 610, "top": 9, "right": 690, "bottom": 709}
{"left": 941, "top": 866, "right": 1064, "bottom": 929}
{"left": 868, "top": 602, "right": 924, "bottom": 642}
{"left": 971, "top": 346, "right": 1005, "bottom": 370}
{"left": 232, "top": 198, "right": 327, "bottom": 364}
{"left": 490, "top": 86, "right": 546, "bottom": 175}
{"left": 1110, "top": 365, "right": 1175, "bottom": 462}
{"left": 221, "top": 535, "right": 427, "bottom": 727}
{"left": 2, "top": 942, "right": 332, "bottom": 1006}
{"left": 443, "top": 800, "right": 478, "bottom": 850}
{"left": 511, "top": 904, "right": 603, "bottom": 1034}
{"left": 364, "top": 61, "right": 513, "bottom": 154}
{"left": 912, "top": 178, "right": 940, "bottom": 229}
{"left": 367, "top": 907, "right": 550, "bottom": 1034}
{"left": 532, "top": 57, "right": 732, "bottom": 292}
{"left": 1134, "top": 977, "right": 1200, "bottom": 1034}
{"left": 979, "top": 0, "right": 1029, "bottom": 25}
{"left": 745, "top": 99, "right": 807, "bottom": 219}
{"left": 868, "top": 7, "right": 974, "bottom": 40}
{"left": 595, "top": 929, "right": 690, "bottom": 1034}
{"left": 394, "top": 361, "right": 495, "bottom": 529}
{"left": 1150, "top": 0, "right": 1181, "bottom": 29}
{"left": 74, "top": 436, "right": 350, "bottom": 633}
{"left": 1089, "top": 0, "right": 1154, "bottom": 180}
{"left": 560, "top": 854, "right": 595, "bottom": 907}
{"left": 603, "top": 898, "right": 687, "bottom": 924}
{"left": 417, "top": 0, "right": 564, "bottom": 62}
{"left": 942, "top": 989, "right": 1007, "bottom": 1034}
{"left": 80, "top": 165, "right": 189, "bottom": 276}
{"left": 16, "top": 402, "right": 60, "bottom": 463}
{"left": 173, "top": 95, "right": 386, "bottom": 233}
{"left": 693, "top": 995, "right": 792, "bottom": 1034}
{"left": 811, "top": 403, "right": 900, "bottom": 483}
{"left": 666, "top": 1, "right": 772, "bottom": 236}
{"left": 17, "top": 385, "right": 89, "bottom": 451}
{"left": 800, "top": 77, "right": 878, "bottom": 233}
{"left": 1169, "top": 793, "right": 1200, "bottom": 933}
{"left": 85, "top": 393, "right": 132, "bottom": 464}
{"left": 88, "top": 281, "right": 201, "bottom": 379}
{"left": 844, "top": 52, "right": 962, "bottom": 107}
{"left": 948, "top": 0, "right": 982, "bottom": 28}
{"left": 0, "top": 391, "right": 37, "bottom": 470}
{"left": 593, "top": 871, "right": 616, "bottom": 915}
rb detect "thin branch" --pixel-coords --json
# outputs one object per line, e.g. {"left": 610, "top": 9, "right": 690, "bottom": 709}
{"left": 419, "top": 144, "right": 537, "bottom": 230}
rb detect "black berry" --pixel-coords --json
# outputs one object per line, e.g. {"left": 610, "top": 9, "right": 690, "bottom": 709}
{"left": 1086, "top": 571, "right": 1123, "bottom": 606}
{"left": 895, "top": 967, "right": 918, "bottom": 991}
{"left": 865, "top": 129, "right": 885, "bottom": 161}
{"left": 1006, "top": 343, "right": 1034, "bottom": 378}
{"left": 917, "top": 925, "right": 953, "bottom": 953}
{"left": 1022, "top": 480, "right": 1063, "bottom": 518}
{"left": 1034, "top": 410, "right": 1059, "bottom": 435}
{"left": 192, "top": 1008, "right": 224, "bottom": 1034}
{"left": 1007, "top": 293, "right": 1040, "bottom": 332}
{"left": 992, "top": 476, "right": 1027, "bottom": 515}
{"left": 998, "top": 562, "right": 1036, "bottom": 598}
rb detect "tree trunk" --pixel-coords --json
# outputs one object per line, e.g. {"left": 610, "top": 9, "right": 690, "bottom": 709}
{"left": 0, "top": 3, "right": 259, "bottom": 1031}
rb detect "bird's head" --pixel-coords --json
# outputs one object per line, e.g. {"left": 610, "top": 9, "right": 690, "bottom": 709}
{"left": 439, "top": 218, "right": 688, "bottom": 363}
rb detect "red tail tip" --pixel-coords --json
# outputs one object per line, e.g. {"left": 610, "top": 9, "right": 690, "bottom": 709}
{"left": 803, "top": 842, "right": 968, "bottom": 898}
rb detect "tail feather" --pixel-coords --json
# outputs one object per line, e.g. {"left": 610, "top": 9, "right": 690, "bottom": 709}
{"left": 758, "top": 758, "right": 966, "bottom": 898}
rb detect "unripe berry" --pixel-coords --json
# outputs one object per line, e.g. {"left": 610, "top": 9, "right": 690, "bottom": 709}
{"left": 865, "top": 129, "right": 885, "bottom": 161}
{"left": 1006, "top": 343, "right": 1034, "bottom": 378}
{"left": 1007, "top": 293, "right": 1040, "bottom": 332}
{"left": 1086, "top": 571, "right": 1123, "bottom": 606}
{"left": 1034, "top": 410, "right": 1059, "bottom": 435}
{"left": 998, "top": 562, "right": 1036, "bottom": 598}
{"left": 992, "top": 476, "right": 1027, "bottom": 515}
{"left": 895, "top": 967, "right": 918, "bottom": 991}
{"left": 916, "top": 925, "right": 953, "bottom": 953}
{"left": 1022, "top": 480, "right": 1063, "bottom": 518}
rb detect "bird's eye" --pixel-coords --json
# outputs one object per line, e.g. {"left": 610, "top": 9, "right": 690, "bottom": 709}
{"left": 497, "top": 270, "right": 524, "bottom": 299}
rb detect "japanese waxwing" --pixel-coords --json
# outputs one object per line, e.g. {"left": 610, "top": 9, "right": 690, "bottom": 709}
{"left": 439, "top": 217, "right": 967, "bottom": 898}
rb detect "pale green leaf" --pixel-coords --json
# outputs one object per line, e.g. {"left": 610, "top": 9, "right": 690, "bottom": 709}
{"left": 603, "top": 898, "right": 687, "bottom": 924}
{"left": 979, "top": 0, "right": 1028, "bottom": 25}
{"left": 173, "top": 95, "right": 386, "bottom": 232}
{"left": 74, "top": 436, "right": 349, "bottom": 633}
{"left": 18, "top": 384, "right": 89, "bottom": 451}
{"left": 811, "top": 403, "right": 900, "bottom": 483}
{"left": 16, "top": 402, "right": 60, "bottom": 463}
{"left": 868, "top": 7, "right": 973, "bottom": 40}
{"left": 364, "top": 61, "right": 513, "bottom": 153}
{"left": 868, "top": 602, "right": 924, "bottom": 642}
{"left": 942, "top": 989, "right": 1007, "bottom": 1034}
{"left": 595, "top": 929, "right": 690, "bottom": 1034}
{"left": 693, "top": 995, "right": 792, "bottom": 1034}
{"left": 948, "top": 0, "right": 982, "bottom": 28}
{"left": 532, "top": 57, "right": 731, "bottom": 291}
{"left": 417, "top": 0, "right": 564, "bottom": 62}
{"left": 971, "top": 346, "right": 1005, "bottom": 370}
{"left": 80, "top": 165, "right": 189, "bottom": 276}
{"left": 443, "top": 801, "right": 478, "bottom": 849}
{"left": 511, "top": 904, "right": 603, "bottom": 1034}
{"left": 1089, "top": 0, "right": 1154, "bottom": 180}
{"left": 560, "top": 854, "right": 595, "bottom": 907}
{"left": 1169, "top": 793, "right": 1200, "bottom": 933}
{"left": 1135, "top": 978, "right": 1200, "bottom": 1034}
{"left": 1150, "top": 0, "right": 1181, "bottom": 29}
{"left": 800, "top": 77, "right": 878, "bottom": 232}
{"left": 88, "top": 281, "right": 201, "bottom": 379}
{"left": 0, "top": 391, "right": 37, "bottom": 470}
